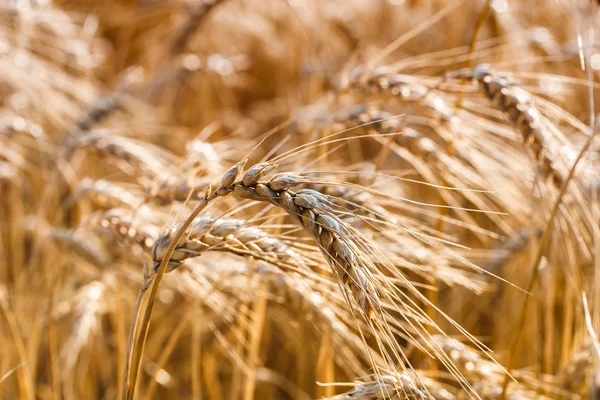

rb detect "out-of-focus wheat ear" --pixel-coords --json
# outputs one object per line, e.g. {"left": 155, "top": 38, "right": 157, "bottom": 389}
{"left": 170, "top": 0, "right": 228, "bottom": 55}
{"left": 557, "top": 341, "right": 596, "bottom": 397}
{"left": 335, "top": 67, "right": 455, "bottom": 123}
{"left": 331, "top": 105, "right": 455, "bottom": 173}
{"left": 47, "top": 228, "right": 110, "bottom": 266}
{"left": 144, "top": 138, "right": 226, "bottom": 205}
{"left": 61, "top": 281, "right": 107, "bottom": 371}
{"left": 417, "top": 377, "right": 457, "bottom": 400}
{"left": 143, "top": 175, "right": 215, "bottom": 205}
{"left": 67, "top": 130, "right": 174, "bottom": 179}
{"left": 324, "top": 373, "right": 435, "bottom": 399}
{"left": 185, "top": 138, "right": 223, "bottom": 175}
{"left": 68, "top": 66, "right": 143, "bottom": 141}
{"left": 331, "top": 105, "right": 460, "bottom": 163}
{"left": 428, "top": 335, "right": 499, "bottom": 382}
{"left": 70, "top": 178, "right": 142, "bottom": 210}
{"left": 451, "top": 65, "right": 566, "bottom": 187}
{"left": 1, "top": 115, "right": 47, "bottom": 142}
{"left": 456, "top": 382, "right": 550, "bottom": 400}
{"left": 72, "top": 94, "right": 121, "bottom": 134}
{"left": 87, "top": 209, "right": 158, "bottom": 252}
{"left": 482, "top": 228, "right": 543, "bottom": 274}
{"left": 428, "top": 335, "right": 561, "bottom": 397}
{"left": 23, "top": 216, "right": 110, "bottom": 267}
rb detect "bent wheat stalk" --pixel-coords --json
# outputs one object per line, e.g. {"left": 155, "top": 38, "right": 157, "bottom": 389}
{"left": 122, "top": 181, "right": 220, "bottom": 400}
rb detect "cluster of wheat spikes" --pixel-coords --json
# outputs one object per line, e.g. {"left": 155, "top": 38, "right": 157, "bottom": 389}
{"left": 2, "top": 0, "right": 600, "bottom": 399}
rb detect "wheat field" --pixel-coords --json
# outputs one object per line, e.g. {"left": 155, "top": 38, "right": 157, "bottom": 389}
{"left": 1, "top": 0, "right": 600, "bottom": 399}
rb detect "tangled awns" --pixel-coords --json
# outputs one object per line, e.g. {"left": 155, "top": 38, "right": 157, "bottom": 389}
{"left": 3, "top": 0, "right": 600, "bottom": 399}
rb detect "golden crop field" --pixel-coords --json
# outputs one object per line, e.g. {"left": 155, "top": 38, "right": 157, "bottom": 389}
{"left": 1, "top": 0, "right": 599, "bottom": 399}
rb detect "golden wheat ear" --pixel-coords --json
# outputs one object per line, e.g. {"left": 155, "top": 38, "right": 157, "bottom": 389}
{"left": 450, "top": 65, "right": 566, "bottom": 187}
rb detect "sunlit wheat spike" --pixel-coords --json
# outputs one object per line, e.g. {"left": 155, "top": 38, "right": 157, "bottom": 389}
{"left": 451, "top": 65, "right": 566, "bottom": 187}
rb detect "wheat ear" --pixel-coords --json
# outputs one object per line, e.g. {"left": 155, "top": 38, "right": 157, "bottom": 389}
{"left": 71, "top": 178, "right": 142, "bottom": 210}
{"left": 325, "top": 373, "right": 435, "bottom": 400}
{"left": 125, "top": 158, "right": 385, "bottom": 399}
{"left": 451, "top": 65, "right": 565, "bottom": 187}
{"left": 336, "top": 67, "right": 455, "bottom": 123}
{"left": 70, "top": 130, "right": 173, "bottom": 179}
{"left": 170, "top": 0, "right": 227, "bottom": 55}
{"left": 558, "top": 341, "right": 597, "bottom": 397}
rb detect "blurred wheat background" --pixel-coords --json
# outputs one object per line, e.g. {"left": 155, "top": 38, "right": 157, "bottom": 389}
{"left": 1, "top": 0, "right": 600, "bottom": 399}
